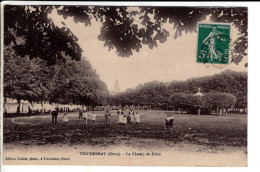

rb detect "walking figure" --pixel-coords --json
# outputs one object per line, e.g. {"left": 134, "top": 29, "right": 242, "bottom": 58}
{"left": 203, "top": 26, "right": 225, "bottom": 61}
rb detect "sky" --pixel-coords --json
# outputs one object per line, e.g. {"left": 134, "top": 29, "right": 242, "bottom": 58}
{"left": 49, "top": 8, "right": 248, "bottom": 92}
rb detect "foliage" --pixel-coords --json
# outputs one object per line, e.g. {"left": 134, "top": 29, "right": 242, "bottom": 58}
{"left": 202, "top": 92, "right": 236, "bottom": 110}
{"left": 111, "top": 81, "right": 167, "bottom": 107}
{"left": 4, "top": 45, "right": 50, "bottom": 102}
{"left": 4, "top": 45, "right": 109, "bottom": 106}
{"left": 110, "top": 70, "right": 244, "bottom": 109}
{"left": 168, "top": 92, "right": 236, "bottom": 110}
{"left": 167, "top": 70, "right": 247, "bottom": 108}
{"left": 4, "top": 6, "right": 247, "bottom": 64}
{"left": 4, "top": 6, "right": 82, "bottom": 65}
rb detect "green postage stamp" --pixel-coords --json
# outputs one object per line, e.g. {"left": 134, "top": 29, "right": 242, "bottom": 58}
{"left": 197, "top": 23, "right": 231, "bottom": 64}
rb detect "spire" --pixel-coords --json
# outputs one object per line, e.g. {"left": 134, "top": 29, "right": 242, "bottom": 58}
{"left": 114, "top": 77, "right": 120, "bottom": 93}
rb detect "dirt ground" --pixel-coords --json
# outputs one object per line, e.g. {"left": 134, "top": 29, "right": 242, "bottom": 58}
{"left": 3, "top": 111, "right": 247, "bottom": 166}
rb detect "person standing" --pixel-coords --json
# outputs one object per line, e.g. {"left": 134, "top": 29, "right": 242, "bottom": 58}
{"left": 129, "top": 108, "right": 135, "bottom": 124}
{"left": 52, "top": 107, "right": 59, "bottom": 125}
{"left": 87, "top": 110, "right": 92, "bottom": 124}
{"left": 78, "top": 108, "right": 83, "bottom": 119}
{"left": 165, "top": 114, "right": 174, "bottom": 130}
{"left": 62, "top": 111, "right": 69, "bottom": 124}
{"left": 117, "top": 107, "right": 124, "bottom": 124}
{"left": 105, "top": 106, "right": 111, "bottom": 128}
{"left": 91, "top": 111, "right": 97, "bottom": 125}
{"left": 82, "top": 110, "right": 88, "bottom": 124}
{"left": 135, "top": 111, "right": 140, "bottom": 124}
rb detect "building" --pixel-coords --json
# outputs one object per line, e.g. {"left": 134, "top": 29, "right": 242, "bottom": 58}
{"left": 114, "top": 77, "right": 120, "bottom": 93}
{"left": 109, "top": 77, "right": 121, "bottom": 95}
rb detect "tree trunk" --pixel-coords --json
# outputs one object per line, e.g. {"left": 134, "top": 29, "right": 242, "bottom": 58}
{"left": 219, "top": 109, "right": 222, "bottom": 116}
{"left": 41, "top": 101, "right": 44, "bottom": 113}
{"left": 4, "top": 97, "right": 7, "bottom": 116}
{"left": 198, "top": 108, "right": 201, "bottom": 116}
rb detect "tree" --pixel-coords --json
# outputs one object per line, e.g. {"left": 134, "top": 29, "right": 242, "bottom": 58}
{"left": 110, "top": 81, "right": 168, "bottom": 109}
{"left": 4, "top": 44, "right": 109, "bottom": 112}
{"left": 202, "top": 92, "right": 236, "bottom": 115}
{"left": 167, "top": 70, "right": 247, "bottom": 109}
{"left": 235, "top": 96, "right": 247, "bottom": 111}
{"left": 169, "top": 93, "right": 187, "bottom": 112}
{"left": 4, "top": 44, "right": 50, "bottom": 113}
{"left": 48, "top": 56, "right": 109, "bottom": 106}
{"left": 4, "top": 5, "right": 82, "bottom": 65}
{"left": 168, "top": 92, "right": 237, "bottom": 115}
{"left": 4, "top": 6, "right": 247, "bottom": 65}
{"left": 135, "top": 81, "right": 168, "bottom": 109}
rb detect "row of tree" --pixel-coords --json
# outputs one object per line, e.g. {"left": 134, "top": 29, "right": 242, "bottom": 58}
{"left": 110, "top": 70, "right": 247, "bottom": 111}
{"left": 167, "top": 70, "right": 247, "bottom": 109}
{"left": 4, "top": 44, "right": 109, "bottom": 112}
{"left": 169, "top": 92, "right": 236, "bottom": 114}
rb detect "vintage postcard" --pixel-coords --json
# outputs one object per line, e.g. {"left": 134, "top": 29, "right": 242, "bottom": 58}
{"left": 1, "top": 2, "right": 248, "bottom": 167}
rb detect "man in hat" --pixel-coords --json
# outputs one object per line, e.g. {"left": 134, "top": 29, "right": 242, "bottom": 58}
{"left": 52, "top": 107, "right": 59, "bottom": 125}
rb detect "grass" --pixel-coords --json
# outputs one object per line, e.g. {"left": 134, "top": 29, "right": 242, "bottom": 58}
{"left": 3, "top": 110, "right": 247, "bottom": 147}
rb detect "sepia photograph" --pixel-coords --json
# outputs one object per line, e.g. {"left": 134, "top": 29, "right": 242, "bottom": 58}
{"left": 1, "top": 2, "right": 248, "bottom": 167}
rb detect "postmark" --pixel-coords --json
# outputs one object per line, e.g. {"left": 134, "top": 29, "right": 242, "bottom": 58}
{"left": 197, "top": 23, "right": 231, "bottom": 64}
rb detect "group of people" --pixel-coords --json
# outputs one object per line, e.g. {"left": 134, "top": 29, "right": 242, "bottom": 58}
{"left": 51, "top": 106, "right": 174, "bottom": 130}
{"left": 117, "top": 107, "right": 140, "bottom": 125}
{"left": 51, "top": 106, "right": 142, "bottom": 127}
{"left": 51, "top": 108, "right": 70, "bottom": 125}
{"left": 78, "top": 109, "right": 97, "bottom": 125}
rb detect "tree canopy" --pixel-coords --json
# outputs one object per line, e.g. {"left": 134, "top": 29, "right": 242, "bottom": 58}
{"left": 110, "top": 70, "right": 247, "bottom": 109}
{"left": 4, "top": 44, "right": 109, "bottom": 106}
{"left": 4, "top": 6, "right": 247, "bottom": 65}
{"left": 4, "top": 5, "right": 82, "bottom": 65}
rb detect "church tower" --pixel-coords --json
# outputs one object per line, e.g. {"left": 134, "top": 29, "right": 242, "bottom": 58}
{"left": 114, "top": 77, "right": 120, "bottom": 94}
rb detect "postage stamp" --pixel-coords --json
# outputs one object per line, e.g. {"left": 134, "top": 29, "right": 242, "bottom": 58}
{"left": 197, "top": 23, "right": 231, "bottom": 64}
